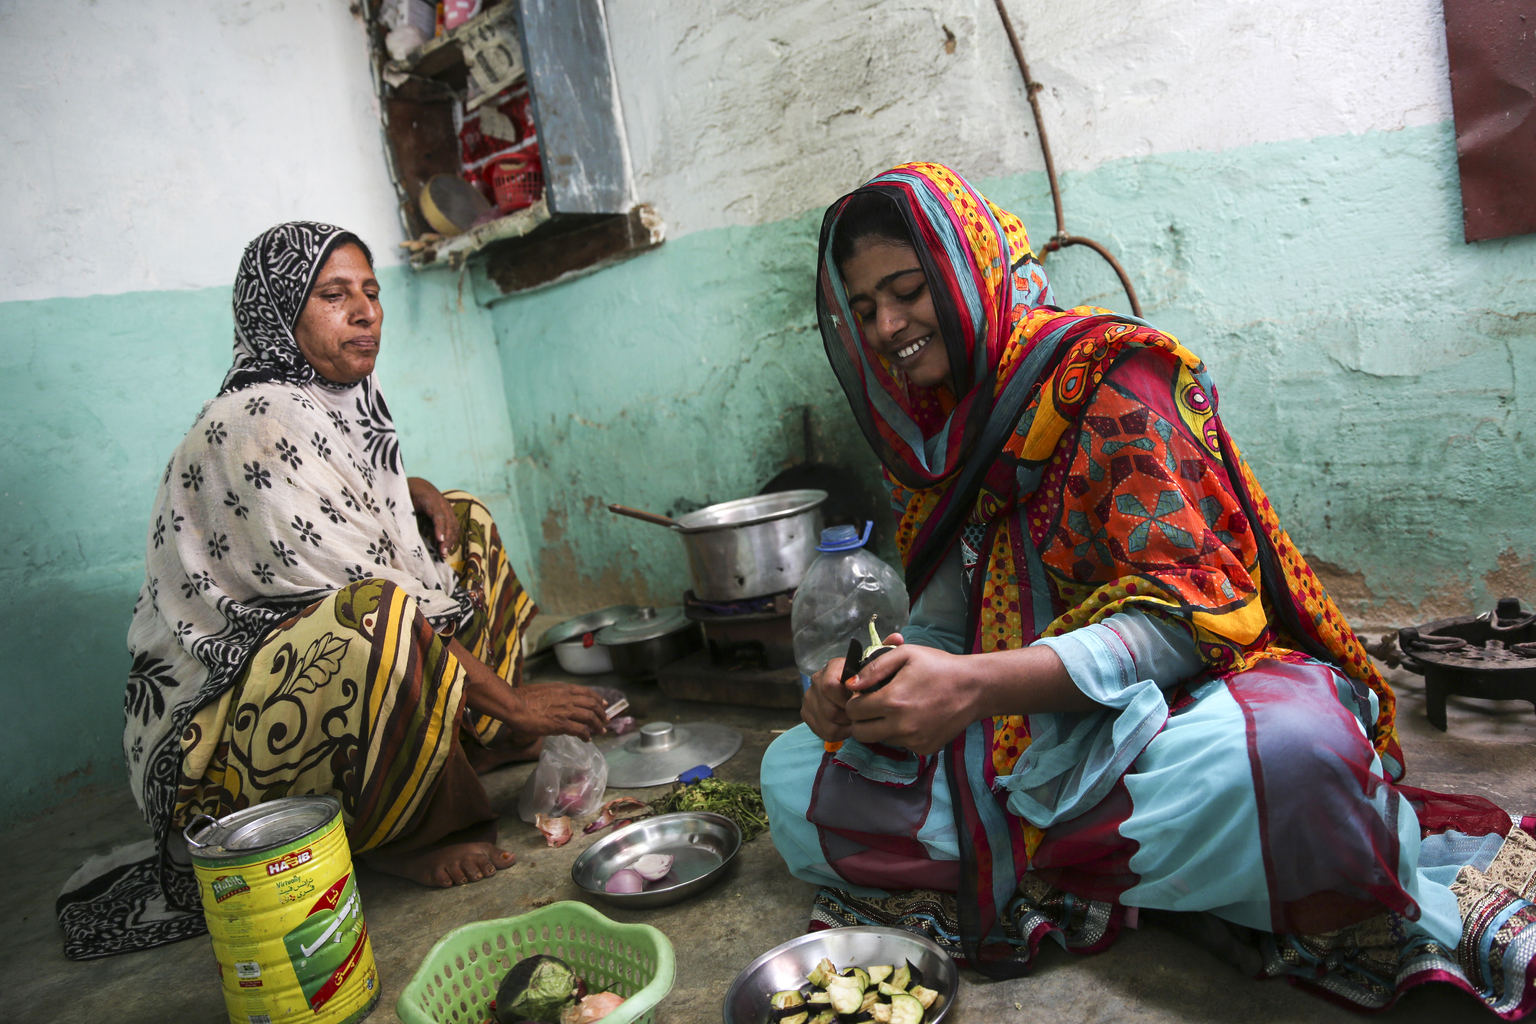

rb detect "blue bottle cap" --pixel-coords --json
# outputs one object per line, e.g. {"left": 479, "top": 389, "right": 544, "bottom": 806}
{"left": 816, "top": 521, "right": 873, "bottom": 552}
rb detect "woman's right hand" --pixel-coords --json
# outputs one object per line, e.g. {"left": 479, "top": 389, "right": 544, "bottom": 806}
{"left": 453, "top": 639, "right": 609, "bottom": 741}
{"left": 508, "top": 682, "right": 610, "bottom": 741}
{"left": 801, "top": 656, "right": 855, "bottom": 742}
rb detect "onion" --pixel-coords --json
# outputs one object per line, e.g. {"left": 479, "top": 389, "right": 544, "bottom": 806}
{"left": 561, "top": 991, "right": 626, "bottom": 1024}
{"left": 631, "top": 854, "right": 673, "bottom": 881}
{"left": 603, "top": 868, "right": 645, "bottom": 894}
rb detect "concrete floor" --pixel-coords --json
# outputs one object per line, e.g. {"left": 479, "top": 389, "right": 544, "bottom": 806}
{"left": 4, "top": 651, "right": 1533, "bottom": 1024}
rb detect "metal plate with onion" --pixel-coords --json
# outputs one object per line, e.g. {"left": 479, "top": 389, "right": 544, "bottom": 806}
{"left": 601, "top": 720, "right": 741, "bottom": 788}
{"left": 722, "top": 927, "right": 959, "bottom": 1024}
{"left": 572, "top": 811, "right": 741, "bottom": 909}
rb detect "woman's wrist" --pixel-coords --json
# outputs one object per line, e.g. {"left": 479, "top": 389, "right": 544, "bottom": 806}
{"left": 967, "top": 644, "right": 1093, "bottom": 719}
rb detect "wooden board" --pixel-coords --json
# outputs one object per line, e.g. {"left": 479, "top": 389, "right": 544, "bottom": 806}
{"left": 480, "top": 204, "right": 663, "bottom": 293}
{"left": 384, "top": 93, "right": 461, "bottom": 239}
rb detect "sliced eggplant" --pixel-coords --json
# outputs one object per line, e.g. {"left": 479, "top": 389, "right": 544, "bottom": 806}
{"left": 840, "top": 967, "right": 870, "bottom": 991}
{"left": 878, "top": 982, "right": 904, "bottom": 998}
{"left": 807, "top": 990, "right": 832, "bottom": 1005}
{"left": 908, "top": 984, "right": 938, "bottom": 1011}
{"left": 807, "top": 957, "right": 838, "bottom": 989}
{"left": 888, "top": 992, "right": 924, "bottom": 1024}
{"left": 771, "top": 989, "right": 808, "bottom": 1024}
{"left": 826, "top": 975, "right": 865, "bottom": 1015}
{"left": 865, "top": 965, "right": 894, "bottom": 986}
{"left": 869, "top": 1003, "right": 893, "bottom": 1024}
{"left": 808, "top": 1013, "right": 836, "bottom": 1024}
{"left": 886, "top": 964, "right": 911, "bottom": 991}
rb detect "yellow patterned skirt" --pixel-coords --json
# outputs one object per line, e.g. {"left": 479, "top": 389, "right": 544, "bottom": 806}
{"left": 173, "top": 492, "right": 536, "bottom": 852}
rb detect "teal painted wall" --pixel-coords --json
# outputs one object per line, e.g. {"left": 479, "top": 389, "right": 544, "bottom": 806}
{"left": 489, "top": 123, "right": 1536, "bottom": 633}
{"left": 0, "top": 267, "right": 515, "bottom": 826}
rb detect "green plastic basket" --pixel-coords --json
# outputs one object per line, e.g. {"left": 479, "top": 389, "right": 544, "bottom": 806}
{"left": 396, "top": 901, "right": 675, "bottom": 1024}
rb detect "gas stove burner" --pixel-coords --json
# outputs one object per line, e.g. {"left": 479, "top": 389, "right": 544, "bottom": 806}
{"left": 682, "top": 589, "right": 793, "bottom": 621}
{"left": 1398, "top": 597, "right": 1536, "bottom": 731}
{"left": 682, "top": 590, "right": 795, "bottom": 669}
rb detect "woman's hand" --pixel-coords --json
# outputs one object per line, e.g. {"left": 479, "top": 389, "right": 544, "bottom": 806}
{"left": 843, "top": 637, "right": 1088, "bottom": 756}
{"left": 504, "top": 682, "right": 611, "bottom": 742}
{"left": 408, "top": 476, "right": 460, "bottom": 559}
{"left": 451, "top": 639, "right": 609, "bottom": 741}
{"left": 843, "top": 638, "right": 983, "bottom": 755}
{"left": 801, "top": 655, "right": 855, "bottom": 742}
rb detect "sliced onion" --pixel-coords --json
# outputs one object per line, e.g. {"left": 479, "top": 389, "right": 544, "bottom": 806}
{"left": 631, "top": 854, "right": 674, "bottom": 881}
{"left": 603, "top": 868, "right": 645, "bottom": 894}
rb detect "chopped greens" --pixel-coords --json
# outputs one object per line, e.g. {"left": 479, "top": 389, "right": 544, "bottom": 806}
{"left": 647, "top": 777, "right": 769, "bottom": 842}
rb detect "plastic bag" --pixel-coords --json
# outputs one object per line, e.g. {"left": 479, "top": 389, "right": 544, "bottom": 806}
{"left": 517, "top": 734, "right": 608, "bottom": 822}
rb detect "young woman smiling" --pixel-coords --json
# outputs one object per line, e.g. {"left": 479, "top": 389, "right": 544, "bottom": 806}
{"left": 761, "top": 163, "right": 1536, "bottom": 1015}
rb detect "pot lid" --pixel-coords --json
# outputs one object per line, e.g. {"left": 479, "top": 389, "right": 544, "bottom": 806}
{"left": 601, "top": 721, "right": 743, "bottom": 788}
{"left": 535, "top": 605, "right": 640, "bottom": 652}
{"left": 670, "top": 489, "right": 827, "bottom": 534}
{"left": 595, "top": 605, "right": 692, "bottom": 645}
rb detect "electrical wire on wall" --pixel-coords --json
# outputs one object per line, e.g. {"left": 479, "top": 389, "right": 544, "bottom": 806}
{"left": 992, "top": 0, "right": 1143, "bottom": 318}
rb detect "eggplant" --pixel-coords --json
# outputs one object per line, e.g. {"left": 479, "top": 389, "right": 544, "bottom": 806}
{"left": 826, "top": 974, "right": 865, "bottom": 1015}
{"left": 908, "top": 985, "right": 938, "bottom": 1010}
{"left": 808, "top": 1013, "right": 836, "bottom": 1024}
{"left": 885, "top": 964, "right": 910, "bottom": 992}
{"left": 771, "top": 989, "right": 808, "bottom": 1024}
{"left": 870, "top": 1003, "right": 894, "bottom": 1024}
{"left": 840, "top": 967, "right": 870, "bottom": 991}
{"left": 806, "top": 958, "right": 838, "bottom": 989}
{"left": 865, "top": 965, "right": 893, "bottom": 986}
{"left": 807, "top": 991, "right": 832, "bottom": 1005}
{"left": 887, "top": 993, "right": 923, "bottom": 1024}
{"left": 494, "top": 954, "right": 581, "bottom": 1024}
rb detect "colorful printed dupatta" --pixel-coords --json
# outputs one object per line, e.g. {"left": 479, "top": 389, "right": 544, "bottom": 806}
{"left": 816, "top": 163, "right": 1402, "bottom": 975}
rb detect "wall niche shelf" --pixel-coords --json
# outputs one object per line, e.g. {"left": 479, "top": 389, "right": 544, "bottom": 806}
{"left": 368, "top": 0, "right": 662, "bottom": 291}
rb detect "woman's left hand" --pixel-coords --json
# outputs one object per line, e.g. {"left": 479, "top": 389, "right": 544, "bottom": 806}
{"left": 842, "top": 638, "right": 984, "bottom": 755}
{"left": 408, "top": 476, "right": 460, "bottom": 558}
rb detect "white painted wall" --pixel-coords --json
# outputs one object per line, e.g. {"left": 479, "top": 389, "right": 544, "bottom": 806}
{"left": 2, "top": 0, "right": 1456, "bottom": 300}
{"left": 603, "top": 0, "right": 1454, "bottom": 238}
{"left": 0, "top": 0, "right": 405, "bottom": 303}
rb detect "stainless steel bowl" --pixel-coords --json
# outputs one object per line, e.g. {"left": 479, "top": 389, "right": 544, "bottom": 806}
{"left": 571, "top": 812, "right": 741, "bottom": 910}
{"left": 722, "top": 927, "right": 958, "bottom": 1024}
{"left": 671, "top": 490, "right": 826, "bottom": 601}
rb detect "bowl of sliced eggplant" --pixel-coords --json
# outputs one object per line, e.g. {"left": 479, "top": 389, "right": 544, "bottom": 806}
{"left": 722, "top": 926, "right": 956, "bottom": 1024}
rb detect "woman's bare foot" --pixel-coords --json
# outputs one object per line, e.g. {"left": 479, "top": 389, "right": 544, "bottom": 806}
{"left": 363, "top": 840, "right": 515, "bottom": 887}
{"left": 467, "top": 735, "right": 544, "bottom": 774}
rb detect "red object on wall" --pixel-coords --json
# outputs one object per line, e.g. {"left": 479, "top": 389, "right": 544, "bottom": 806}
{"left": 1442, "top": 0, "right": 1536, "bottom": 242}
{"left": 488, "top": 146, "right": 543, "bottom": 213}
{"left": 458, "top": 87, "right": 535, "bottom": 205}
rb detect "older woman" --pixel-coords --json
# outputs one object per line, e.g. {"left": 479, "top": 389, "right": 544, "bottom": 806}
{"left": 761, "top": 165, "right": 1536, "bottom": 1015}
{"left": 58, "top": 222, "right": 607, "bottom": 960}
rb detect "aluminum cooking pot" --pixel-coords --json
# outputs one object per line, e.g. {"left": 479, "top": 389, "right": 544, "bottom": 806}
{"left": 671, "top": 489, "right": 827, "bottom": 601}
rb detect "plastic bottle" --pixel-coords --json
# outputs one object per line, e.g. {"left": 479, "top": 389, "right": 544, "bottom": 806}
{"left": 791, "top": 523, "right": 910, "bottom": 688}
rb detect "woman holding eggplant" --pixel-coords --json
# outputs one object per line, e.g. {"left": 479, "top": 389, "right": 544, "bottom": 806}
{"left": 761, "top": 162, "right": 1536, "bottom": 1015}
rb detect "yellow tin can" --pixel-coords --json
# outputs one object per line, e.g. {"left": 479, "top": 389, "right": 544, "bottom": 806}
{"left": 185, "top": 796, "right": 380, "bottom": 1024}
